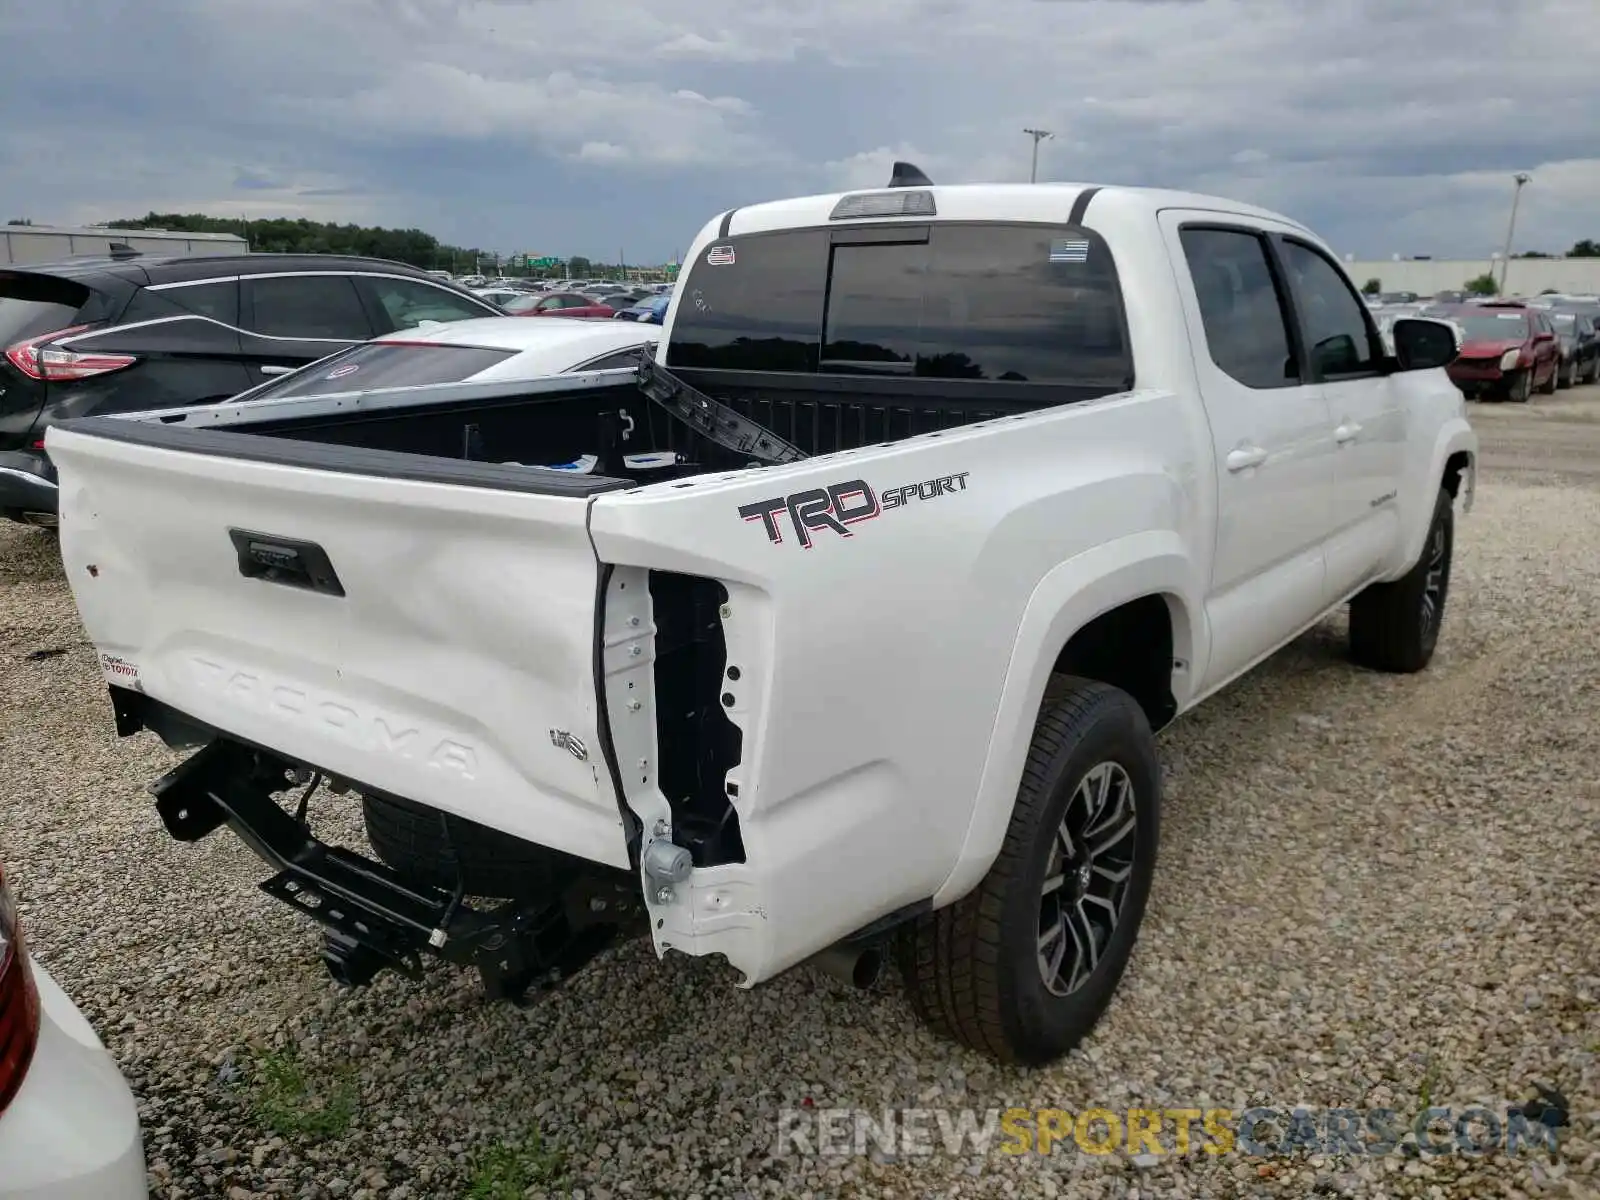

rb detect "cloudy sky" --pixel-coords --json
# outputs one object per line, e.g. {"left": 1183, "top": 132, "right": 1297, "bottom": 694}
{"left": 4, "top": 0, "right": 1598, "bottom": 263}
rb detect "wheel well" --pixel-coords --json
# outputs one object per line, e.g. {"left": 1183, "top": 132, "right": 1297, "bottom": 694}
{"left": 1050, "top": 595, "right": 1178, "bottom": 733}
{"left": 1442, "top": 451, "right": 1472, "bottom": 498}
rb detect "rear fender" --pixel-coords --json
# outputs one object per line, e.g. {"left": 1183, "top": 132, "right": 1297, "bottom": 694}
{"left": 930, "top": 531, "right": 1203, "bottom": 908}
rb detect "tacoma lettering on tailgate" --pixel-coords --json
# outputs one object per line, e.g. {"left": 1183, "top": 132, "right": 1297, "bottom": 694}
{"left": 188, "top": 656, "right": 479, "bottom": 779}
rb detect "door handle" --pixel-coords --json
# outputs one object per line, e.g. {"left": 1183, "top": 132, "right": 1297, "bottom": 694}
{"left": 1335, "top": 422, "right": 1362, "bottom": 444}
{"left": 259, "top": 365, "right": 295, "bottom": 376}
{"left": 1226, "top": 445, "right": 1268, "bottom": 472}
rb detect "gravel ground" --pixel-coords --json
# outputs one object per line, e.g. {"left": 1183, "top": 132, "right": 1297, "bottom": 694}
{"left": 2, "top": 424, "right": 1598, "bottom": 1198}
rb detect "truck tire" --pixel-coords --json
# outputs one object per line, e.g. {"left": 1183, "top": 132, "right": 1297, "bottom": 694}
{"left": 362, "top": 792, "right": 580, "bottom": 901}
{"left": 898, "top": 678, "right": 1161, "bottom": 1065}
{"left": 1348, "top": 486, "right": 1453, "bottom": 674}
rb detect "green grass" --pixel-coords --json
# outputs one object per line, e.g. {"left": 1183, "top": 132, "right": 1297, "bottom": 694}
{"left": 250, "top": 1048, "right": 359, "bottom": 1139}
{"left": 466, "top": 1131, "right": 569, "bottom": 1199}
{"left": 1417, "top": 1053, "right": 1443, "bottom": 1113}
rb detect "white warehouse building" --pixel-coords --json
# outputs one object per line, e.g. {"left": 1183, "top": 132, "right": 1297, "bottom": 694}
{"left": 2, "top": 224, "right": 248, "bottom": 266}
{"left": 1344, "top": 257, "right": 1600, "bottom": 297}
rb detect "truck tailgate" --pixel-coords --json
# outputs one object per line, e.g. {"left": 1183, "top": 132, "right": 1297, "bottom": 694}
{"left": 48, "top": 420, "right": 633, "bottom": 870}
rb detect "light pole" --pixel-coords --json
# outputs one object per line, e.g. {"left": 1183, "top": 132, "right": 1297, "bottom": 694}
{"left": 1023, "top": 128, "right": 1053, "bottom": 183}
{"left": 1498, "top": 172, "right": 1531, "bottom": 293}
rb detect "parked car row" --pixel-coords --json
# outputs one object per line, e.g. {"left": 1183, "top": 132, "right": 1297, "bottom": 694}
{"left": 1367, "top": 294, "right": 1599, "bottom": 401}
{"left": 467, "top": 280, "right": 675, "bottom": 322}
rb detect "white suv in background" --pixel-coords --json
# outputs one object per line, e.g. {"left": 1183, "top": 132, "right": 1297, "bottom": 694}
{"left": 0, "top": 858, "right": 146, "bottom": 1198}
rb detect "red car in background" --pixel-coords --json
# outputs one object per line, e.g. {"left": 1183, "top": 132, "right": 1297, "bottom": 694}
{"left": 517, "top": 292, "right": 616, "bottom": 319}
{"left": 1437, "top": 302, "right": 1559, "bottom": 401}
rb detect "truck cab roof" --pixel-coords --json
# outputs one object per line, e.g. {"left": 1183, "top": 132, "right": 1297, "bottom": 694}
{"left": 718, "top": 182, "right": 1313, "bottom": 240}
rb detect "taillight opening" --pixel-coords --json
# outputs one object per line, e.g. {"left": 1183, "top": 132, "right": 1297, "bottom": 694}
{"left": 0, "top": 864, "right": 41, "bottom": 1116}
{"left": 4, "top": 326, "right": 137, "bottom": 383}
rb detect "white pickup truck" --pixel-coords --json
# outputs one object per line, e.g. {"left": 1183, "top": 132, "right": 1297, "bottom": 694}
{"left": 50, "top": 171, "right": 1476, "bottom": 1065}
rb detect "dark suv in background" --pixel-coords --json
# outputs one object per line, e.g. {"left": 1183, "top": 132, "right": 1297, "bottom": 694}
{"left": 0, "top": 253, "right": 502, "bottom": 524}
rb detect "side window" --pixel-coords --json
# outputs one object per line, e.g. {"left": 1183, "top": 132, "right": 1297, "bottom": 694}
{"left": 1179, "top": 227, "right": 1299, "bottom": 390}
{"left": 244, "top": 275, "right": 373, "bottom": 340}
{"left": 358, "top": 277, "right": 493, "bottom": 332}
{"left": 121, "top": 281, "right": 239, "bottom": 327}
{"left": 1278, "top": 240, "right": 1381, "bottom": 378}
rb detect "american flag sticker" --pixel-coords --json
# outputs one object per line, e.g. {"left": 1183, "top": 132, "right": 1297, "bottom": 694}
{"left": 1049, "top": 238, "right": 1090, "bottom": 263}
{"left": 706, "top": 244, "right": 736, "bottom": 266}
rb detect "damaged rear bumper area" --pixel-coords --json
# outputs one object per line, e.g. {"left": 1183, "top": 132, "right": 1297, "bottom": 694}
{"left": 137, "top": 706, "right": 645, "bottom": 1004}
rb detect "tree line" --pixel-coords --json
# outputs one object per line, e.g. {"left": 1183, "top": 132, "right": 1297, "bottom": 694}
{"left": 4, "top": 214, "right": 637, "bottom": 278}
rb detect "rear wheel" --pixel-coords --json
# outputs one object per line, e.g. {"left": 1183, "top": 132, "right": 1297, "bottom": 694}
{"left": 362, "top": 792, "right": 582, "bottom": 901}
{"left": 1349, "top": 487, "right": 1453, "bottom": 674}
{"left": 899, "top": 678, "right": 1160, "bottom": 1065}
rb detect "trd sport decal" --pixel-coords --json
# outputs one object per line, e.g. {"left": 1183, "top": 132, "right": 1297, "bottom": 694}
{"left": 738, "top": 472, "right": 970, "bottom": 549}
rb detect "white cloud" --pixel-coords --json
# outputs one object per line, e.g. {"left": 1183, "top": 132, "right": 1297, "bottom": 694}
{"left": 652, "top": 31, "right": 801, "bottom": 62}
{"left": 575, "top": 141, "right": 630, "bottom": 163}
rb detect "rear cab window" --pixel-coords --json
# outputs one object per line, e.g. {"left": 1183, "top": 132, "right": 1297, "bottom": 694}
{"left": 665, "top": 223, "right": 1133, "bottom": 390}
{"left": 241, "top": 342, "right": 516, "bottom": 400}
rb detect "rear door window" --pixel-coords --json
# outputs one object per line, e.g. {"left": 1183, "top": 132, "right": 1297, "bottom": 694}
{"left": 241, "top": 342, "right": 516, "bottom": 399}
{"left": 244, "top": 275, "right": 375, "bottom": 340}
{"left": 120, "top": 280, "right": 240, "bottom": 327}
{"left": 667, "top": 224, "right": 1131, "bottom": 385}
{"left": 1179, "top": 227, "right": 1300, "bottom": 390}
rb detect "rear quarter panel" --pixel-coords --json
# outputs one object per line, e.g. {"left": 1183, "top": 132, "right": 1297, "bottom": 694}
{"left": 590, "top": 388, "right": 1209, "bottom": 981}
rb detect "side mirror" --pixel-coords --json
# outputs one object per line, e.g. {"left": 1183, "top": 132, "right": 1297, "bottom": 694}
{"left": 1390, "top": 317, "right": 1460, "bottom": 371}
{"left": 1534, "top": 332, "right": 1556, "bottom": 344}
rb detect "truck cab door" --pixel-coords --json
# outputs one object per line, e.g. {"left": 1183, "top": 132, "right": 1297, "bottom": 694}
{"left": 1273, "top": 237, "right": 1406, "bottom": 605}
{"left": 1159, "top": 213, "right": 1335, "bottom": 691}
